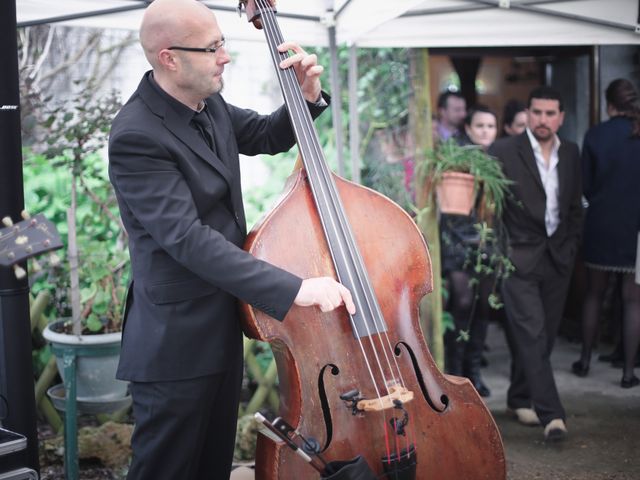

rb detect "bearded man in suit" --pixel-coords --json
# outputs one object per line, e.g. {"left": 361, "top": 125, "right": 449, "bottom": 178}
{"left": 489, "top": 86, "right": 583, "bottom": 442}
{"left": 108, "top": 0, "right": 355, "bottom": 478}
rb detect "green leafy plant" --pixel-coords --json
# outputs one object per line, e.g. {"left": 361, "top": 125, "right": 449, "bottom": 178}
{"left": 36, "top": 85, "right": 127, "bottom": 335}
{"left": 452, "top": 221, "right": 515, "bottom": 341}
{"left": 24, "top": 150, "right": 129, "bottom": 334}
{"left": 418, "top": 138, "right": 511, "bottom": 217}
{"left": 418, "top": 140, "right": 514, "bottom": 341}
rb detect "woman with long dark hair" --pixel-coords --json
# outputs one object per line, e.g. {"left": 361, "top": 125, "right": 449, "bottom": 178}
{"left": 572, "top": 78, "right": 640, "bottom": 388}
{"left": 501, "top": 99, "right": 527, "bottom": 137}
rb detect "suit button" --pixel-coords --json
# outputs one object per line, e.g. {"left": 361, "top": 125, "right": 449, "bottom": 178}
{"left": 235, "top": 212, "right": 239, "bottom": 220}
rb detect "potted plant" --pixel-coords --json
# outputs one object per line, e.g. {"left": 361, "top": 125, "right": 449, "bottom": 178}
{"left": 417, "top": 138, "right": 514, "bottom": 339}
{"left": 38, "top": 86, "right": 129, "bottom": 402}
{"left": 421, "top": 139, "right": 510, "bottom": 217}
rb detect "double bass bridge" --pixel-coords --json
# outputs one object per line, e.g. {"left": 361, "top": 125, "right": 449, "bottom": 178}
{"left": 340, "top": 384, "right": 414, "bottom": 414}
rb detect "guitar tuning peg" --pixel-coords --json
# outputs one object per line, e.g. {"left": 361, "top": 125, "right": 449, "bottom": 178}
{"left": 21, "top": 210, "right": 31, "bottom": 220}
{"left": 13, "top": 264, "right": 26, "bottom": 280}
{"left": 49, "top": 252, "right": 60, "bottom": 266}
{"left": 2, "top": 217, "right": 13, "bottom": 227}
{"left": 31, "top": 258, "right": 42, "bottom": 272}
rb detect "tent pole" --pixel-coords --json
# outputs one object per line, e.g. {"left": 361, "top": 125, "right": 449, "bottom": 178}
{"left": 0, "top": 0, "right": 40, "bottom": 474}
{"left": 410, "top": 48, "right": 444, "bottom": 368}
{"left": 327, "top": 21, "right": 345, "bottom": 177}
{"left": 348, "top": 44, "right": 360, "bottom": 184}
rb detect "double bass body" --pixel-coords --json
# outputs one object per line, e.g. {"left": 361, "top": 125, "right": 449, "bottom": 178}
{"left": 241, "top": 170, "right": 506, "bottom": 479}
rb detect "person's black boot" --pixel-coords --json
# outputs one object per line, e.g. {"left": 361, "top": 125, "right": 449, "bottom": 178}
{"left": 462, "top": 318, "right": 491, "bottom": 397}
{"left": 599, "top": 341, "right": 623, "bottom": 363}
{"left": 464, "top": 354, "right": 491, "bottom": 397}
{"left": 464, "top": 318, "right": 491, "bottom": 397}
{"left": 444, "top": 330, "right": 465, "bottom": 376}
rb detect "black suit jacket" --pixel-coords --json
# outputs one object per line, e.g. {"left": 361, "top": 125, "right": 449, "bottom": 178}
{"left": 108, "top": 72, "right": 328, "bottom": 382}
{"left": 489, "top": 131, "right": 583, "bottom": 276}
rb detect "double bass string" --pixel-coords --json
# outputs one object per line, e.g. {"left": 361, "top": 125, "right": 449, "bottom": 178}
{"left": 257, "top": 0, "right": 416, "bottom": 454}
{"left": 256, "top": 0, "right": 418, "bottom": 462}
{"left": 256, "top": 0, "right": 411, "bottom": 402}
{"left": 253, "top": 3, "right": 378, "bottom": 343}
{"left": 254, "top": 1, "right": 393, "bottom": 397}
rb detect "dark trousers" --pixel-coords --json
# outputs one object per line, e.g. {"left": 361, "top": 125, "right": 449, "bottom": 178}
{"left": 127, "top": 357, "right": 243, "bottom": 480}
{"left": 502, "top": 251, "right": 571, "bottom": 426}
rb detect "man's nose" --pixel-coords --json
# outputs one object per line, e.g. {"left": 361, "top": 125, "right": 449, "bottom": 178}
{"left": 218, "top": 47, "right": 231, "bottom": 64}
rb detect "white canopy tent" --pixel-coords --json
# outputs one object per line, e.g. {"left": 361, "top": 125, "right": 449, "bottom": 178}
{"left": 16, "top": 0, "right": 640, "bottom": 46}
{"left": 14, "top": 0, "right": 640, "bottom": 177}
{"left": 15, "top": 0, "right": 430, "bottom": 46}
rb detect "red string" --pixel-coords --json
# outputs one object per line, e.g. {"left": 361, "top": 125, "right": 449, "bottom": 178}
{"left": 383, "top": 421, "right": 392, "bottom": 464}
{"left": 405, "top": 430, "right": 411, "bottom": 458}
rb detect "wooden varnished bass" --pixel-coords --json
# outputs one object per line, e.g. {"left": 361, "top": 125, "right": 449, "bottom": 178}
{"left": 239, "top": 2, "right": 506, "bottom": 478}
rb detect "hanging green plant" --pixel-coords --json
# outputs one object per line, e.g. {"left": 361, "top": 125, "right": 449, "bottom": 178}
{"left": 418, "top": 138, "right": 511, "bottom": 217}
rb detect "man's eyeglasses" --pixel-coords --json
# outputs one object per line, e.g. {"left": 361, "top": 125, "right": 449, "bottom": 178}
{"left": 168, "top": 37, "right": 226, "bottom": 54}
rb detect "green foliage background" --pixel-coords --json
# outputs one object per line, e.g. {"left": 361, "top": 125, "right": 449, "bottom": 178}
{"left": 242, "top": 46, "right": 412, "bottom": 229}
{"left": 23, "top": 150, "right": 129, "bottom": 333}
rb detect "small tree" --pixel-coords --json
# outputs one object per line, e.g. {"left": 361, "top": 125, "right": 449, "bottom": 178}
{"left": 42, "top": 85, "right": 124, "bottom": 335}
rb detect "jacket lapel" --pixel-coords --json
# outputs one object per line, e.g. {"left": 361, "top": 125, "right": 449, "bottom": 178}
{"left": 517, "top": 133, "right": 544, "bottom": 193}
{"left": 556, "top": 142, "right": 570, "bottom": 212}
{"left": 163, "top": 107, "right": 235, "bottom": 188}
{"left": 136, "top": 74, "right": 247, "bottom": 234}
{"left": 137, "top": 74, "right": 234, "bottom": 189}
{"left": 206, "top": 96, "right": 247, "bottom": 234}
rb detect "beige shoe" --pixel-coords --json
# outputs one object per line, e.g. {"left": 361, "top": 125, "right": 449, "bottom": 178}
{"left": 544, "top": 419, "right": 568, "bottom": 442}
{"left": 507, "top": 407, "right": 541, "bottom": 426}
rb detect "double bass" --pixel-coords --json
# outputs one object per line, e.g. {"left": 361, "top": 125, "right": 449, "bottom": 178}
{"left": 239, "top": 1, "right": 506, "bottom": 478}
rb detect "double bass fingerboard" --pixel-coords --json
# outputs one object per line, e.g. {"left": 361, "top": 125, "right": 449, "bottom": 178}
{"left": 253, "top": 0, "right": 387, "bottom": 340}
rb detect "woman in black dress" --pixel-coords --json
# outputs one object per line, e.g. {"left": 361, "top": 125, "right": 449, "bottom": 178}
{"left": 571, "top": 79, "right": 640, "bottom": 388}
{"left": 441, "top": 106, "right": 497, "bottom": 397}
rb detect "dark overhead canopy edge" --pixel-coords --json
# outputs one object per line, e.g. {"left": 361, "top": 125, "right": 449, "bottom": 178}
{"left": 400, "top": 0, "right": 583, "bottom": 18}
{"left": 468, "top": 0, "right": 637, "bottom": 33}
{"left": 405, "top": 0, "right": 636, "bottom": 34}
{"left": 204, "top": 2, "right": 320, "bottom": 22}
{"left": 17, "top": 2, "right": 149, "bottom": 28}
{"left": 17, "top": 0, "right": 320, "bottom": 29}
{"left": 335, "top": 0, "right": 353, "bottom": 20}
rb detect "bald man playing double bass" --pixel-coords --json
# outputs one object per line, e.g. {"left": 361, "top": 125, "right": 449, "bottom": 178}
{"left": 108, "top": 0, "right": 355, "bottom": 478}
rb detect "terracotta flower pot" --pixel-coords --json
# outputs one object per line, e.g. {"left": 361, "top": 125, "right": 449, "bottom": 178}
{"left": 436, "top": 171, "right": 475, "bottom": 215}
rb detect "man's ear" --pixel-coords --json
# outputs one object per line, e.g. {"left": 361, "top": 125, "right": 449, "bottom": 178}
{"left": 558, "top": 111, "right": 565, "bottom": 127}
{"left": 158, "top": 49, "right": 178, "bottom": 72}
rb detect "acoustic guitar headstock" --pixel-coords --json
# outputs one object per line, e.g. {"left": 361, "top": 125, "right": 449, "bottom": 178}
{"left": 0, "top": 212, "right": 63, "bottom": 279}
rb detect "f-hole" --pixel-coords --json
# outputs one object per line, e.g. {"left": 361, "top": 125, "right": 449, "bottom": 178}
{"left": 318, "top": 363, "right": 340, "bottom": 452}
{"left": 395, "top": 342, "right": 449, "bottom": 411}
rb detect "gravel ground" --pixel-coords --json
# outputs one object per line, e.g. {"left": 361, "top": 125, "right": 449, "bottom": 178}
{"left": 483, "top": 323, "right": 640, "bottom": 480}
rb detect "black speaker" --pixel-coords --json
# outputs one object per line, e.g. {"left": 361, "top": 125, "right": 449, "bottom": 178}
{"left": 0, "top": 469, "right": 38, "bottom": 480}
{"left": 0, "top": 428, "right": 30, "bottom": 475}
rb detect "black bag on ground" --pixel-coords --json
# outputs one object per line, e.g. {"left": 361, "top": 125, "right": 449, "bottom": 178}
{"left": 321, "top": 455, "right": 377, "bottom": 480}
